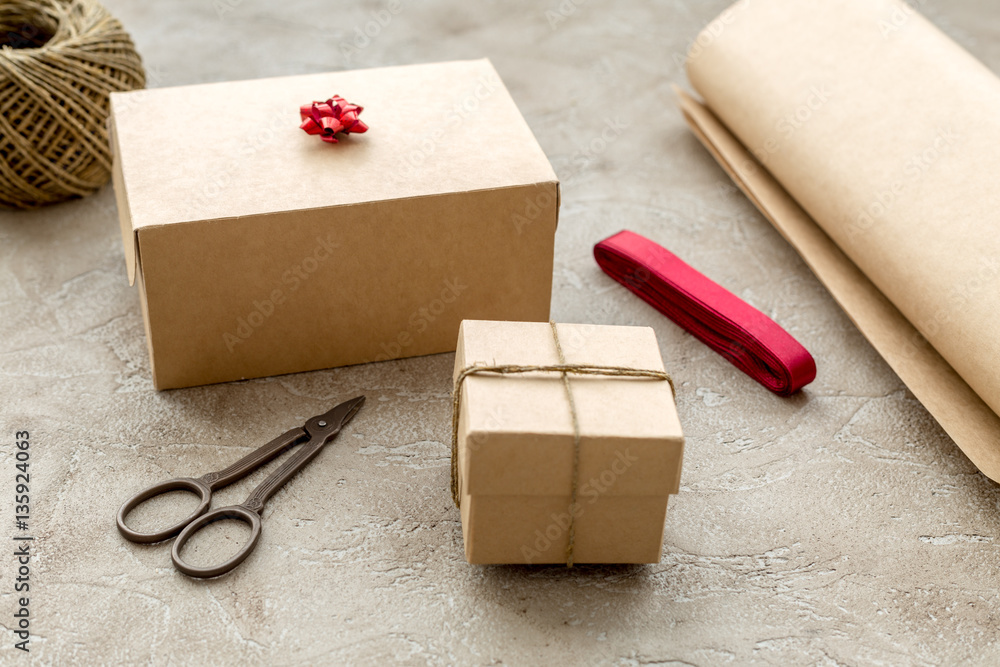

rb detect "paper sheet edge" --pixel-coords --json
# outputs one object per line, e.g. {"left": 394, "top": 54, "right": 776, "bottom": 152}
{"left": 675, "top": 87, "right": 1000, "bottom": 482}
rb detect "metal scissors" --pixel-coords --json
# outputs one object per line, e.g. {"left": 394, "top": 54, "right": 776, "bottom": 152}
{"left": 116, "top": 396, "right": 365, "bottom": 578}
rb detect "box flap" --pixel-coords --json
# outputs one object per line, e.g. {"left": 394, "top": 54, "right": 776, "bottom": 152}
{"left": 108, "top": 59, "right": 557, "bottom": 232}
{"left": 108, "top": 116, "right": 138, "bottom": 285}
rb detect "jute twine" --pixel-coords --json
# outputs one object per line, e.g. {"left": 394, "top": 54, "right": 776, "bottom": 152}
{"left": 0, "top": 0, "right": 145, "bottom": 209}
{"left": 451, "top": 322, "right": 674, "bottom": 566}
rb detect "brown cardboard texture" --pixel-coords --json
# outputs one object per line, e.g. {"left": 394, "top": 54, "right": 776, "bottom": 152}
{"left": 110, "top": 60, "right": 559, "bottom": 389}
{"left": 453, "top": 320, "right": 684, "bottom": 565}
{"left": 678, "top": 0, "right": 1000, "bottom": 480}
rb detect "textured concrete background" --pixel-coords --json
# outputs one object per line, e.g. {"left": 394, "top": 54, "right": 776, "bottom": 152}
{"left": 2, "top": 0, "right": 999, "bottom": 664}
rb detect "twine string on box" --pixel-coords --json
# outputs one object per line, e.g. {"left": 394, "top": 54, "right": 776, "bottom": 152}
{"left": 450, "top": 322, "right": 674, "bottom": 567}
{"left": 0, "top": 0, "right": 145, "bottom": 209}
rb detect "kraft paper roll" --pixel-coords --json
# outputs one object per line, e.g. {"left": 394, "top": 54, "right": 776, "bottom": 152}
{"left": 680, "top": 0, "right": 1000, "bottom": 480}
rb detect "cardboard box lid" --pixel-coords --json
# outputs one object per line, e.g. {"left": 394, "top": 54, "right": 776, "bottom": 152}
{"left": 109, "top": 59, "right": 557, "bottom": 285}
{"left": 454, "top": 321, "right": 684, "bottom": 497}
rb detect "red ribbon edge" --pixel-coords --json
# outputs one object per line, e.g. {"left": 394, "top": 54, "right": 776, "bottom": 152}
{"left": 594, "top": 230, "right": 816, "bottom": 396}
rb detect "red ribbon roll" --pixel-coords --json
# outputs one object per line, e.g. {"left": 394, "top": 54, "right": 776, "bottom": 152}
{"left": 300, "top": 95, "right": 368, "bottom": 143}
{"left": 594, "top": 230, "right": 816, "bottom": 396}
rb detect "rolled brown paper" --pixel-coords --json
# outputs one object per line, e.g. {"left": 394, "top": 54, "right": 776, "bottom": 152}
{"left": 680, "top": 0, "right": 1000, "bottom": 479}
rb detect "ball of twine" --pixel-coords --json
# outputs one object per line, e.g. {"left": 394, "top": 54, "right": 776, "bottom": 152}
{"left": 0, "top": 0, "right": 145, "bottom": 209}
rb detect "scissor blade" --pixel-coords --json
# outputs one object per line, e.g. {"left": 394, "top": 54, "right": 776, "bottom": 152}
{"left": 311, "top": 395, "right": 366, "bottom": 433}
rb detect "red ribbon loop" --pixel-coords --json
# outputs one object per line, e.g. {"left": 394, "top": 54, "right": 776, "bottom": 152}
{"left": 594, "top": 230, "right": 816, "bottom": 396}
{"left": 299, "top": 95, "right": 368, "bottom": 143}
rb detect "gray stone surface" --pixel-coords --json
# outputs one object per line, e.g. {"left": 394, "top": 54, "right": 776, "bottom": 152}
{"left": 2, "top": 0, "right": 999, "bottom": 664}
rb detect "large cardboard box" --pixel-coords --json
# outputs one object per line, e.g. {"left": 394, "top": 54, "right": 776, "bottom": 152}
{"left": 110, "top": 60, "right": 559, "bottom": 389}
{"left": 453, "top": 320, "right": 685, "bottom": 564}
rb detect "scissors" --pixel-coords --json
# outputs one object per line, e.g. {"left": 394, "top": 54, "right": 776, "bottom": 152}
{"left": 116, "top": 396, "right": 365, "bottom": 578}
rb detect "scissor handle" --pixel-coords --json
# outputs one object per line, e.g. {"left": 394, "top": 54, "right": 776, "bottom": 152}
{"left": 170, "top": 504, "right": 262, "bottom": 578}
{"left": 116, "top": 477, "right": 212, "bottom": 544}
{"left": 115, "top": 427, "right": 306, "bottom": 544}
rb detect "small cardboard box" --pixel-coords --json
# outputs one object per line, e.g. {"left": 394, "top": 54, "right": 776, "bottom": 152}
{"left": 109, "top": 60, "right": 559, "bottom": 389}
{"left": 453, "top": 320, "right": 684, "bottom": 564}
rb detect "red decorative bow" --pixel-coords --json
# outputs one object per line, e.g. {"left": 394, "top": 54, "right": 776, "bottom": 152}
{"left": 299, "top": 95, "right": 368, "bottom": 143}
